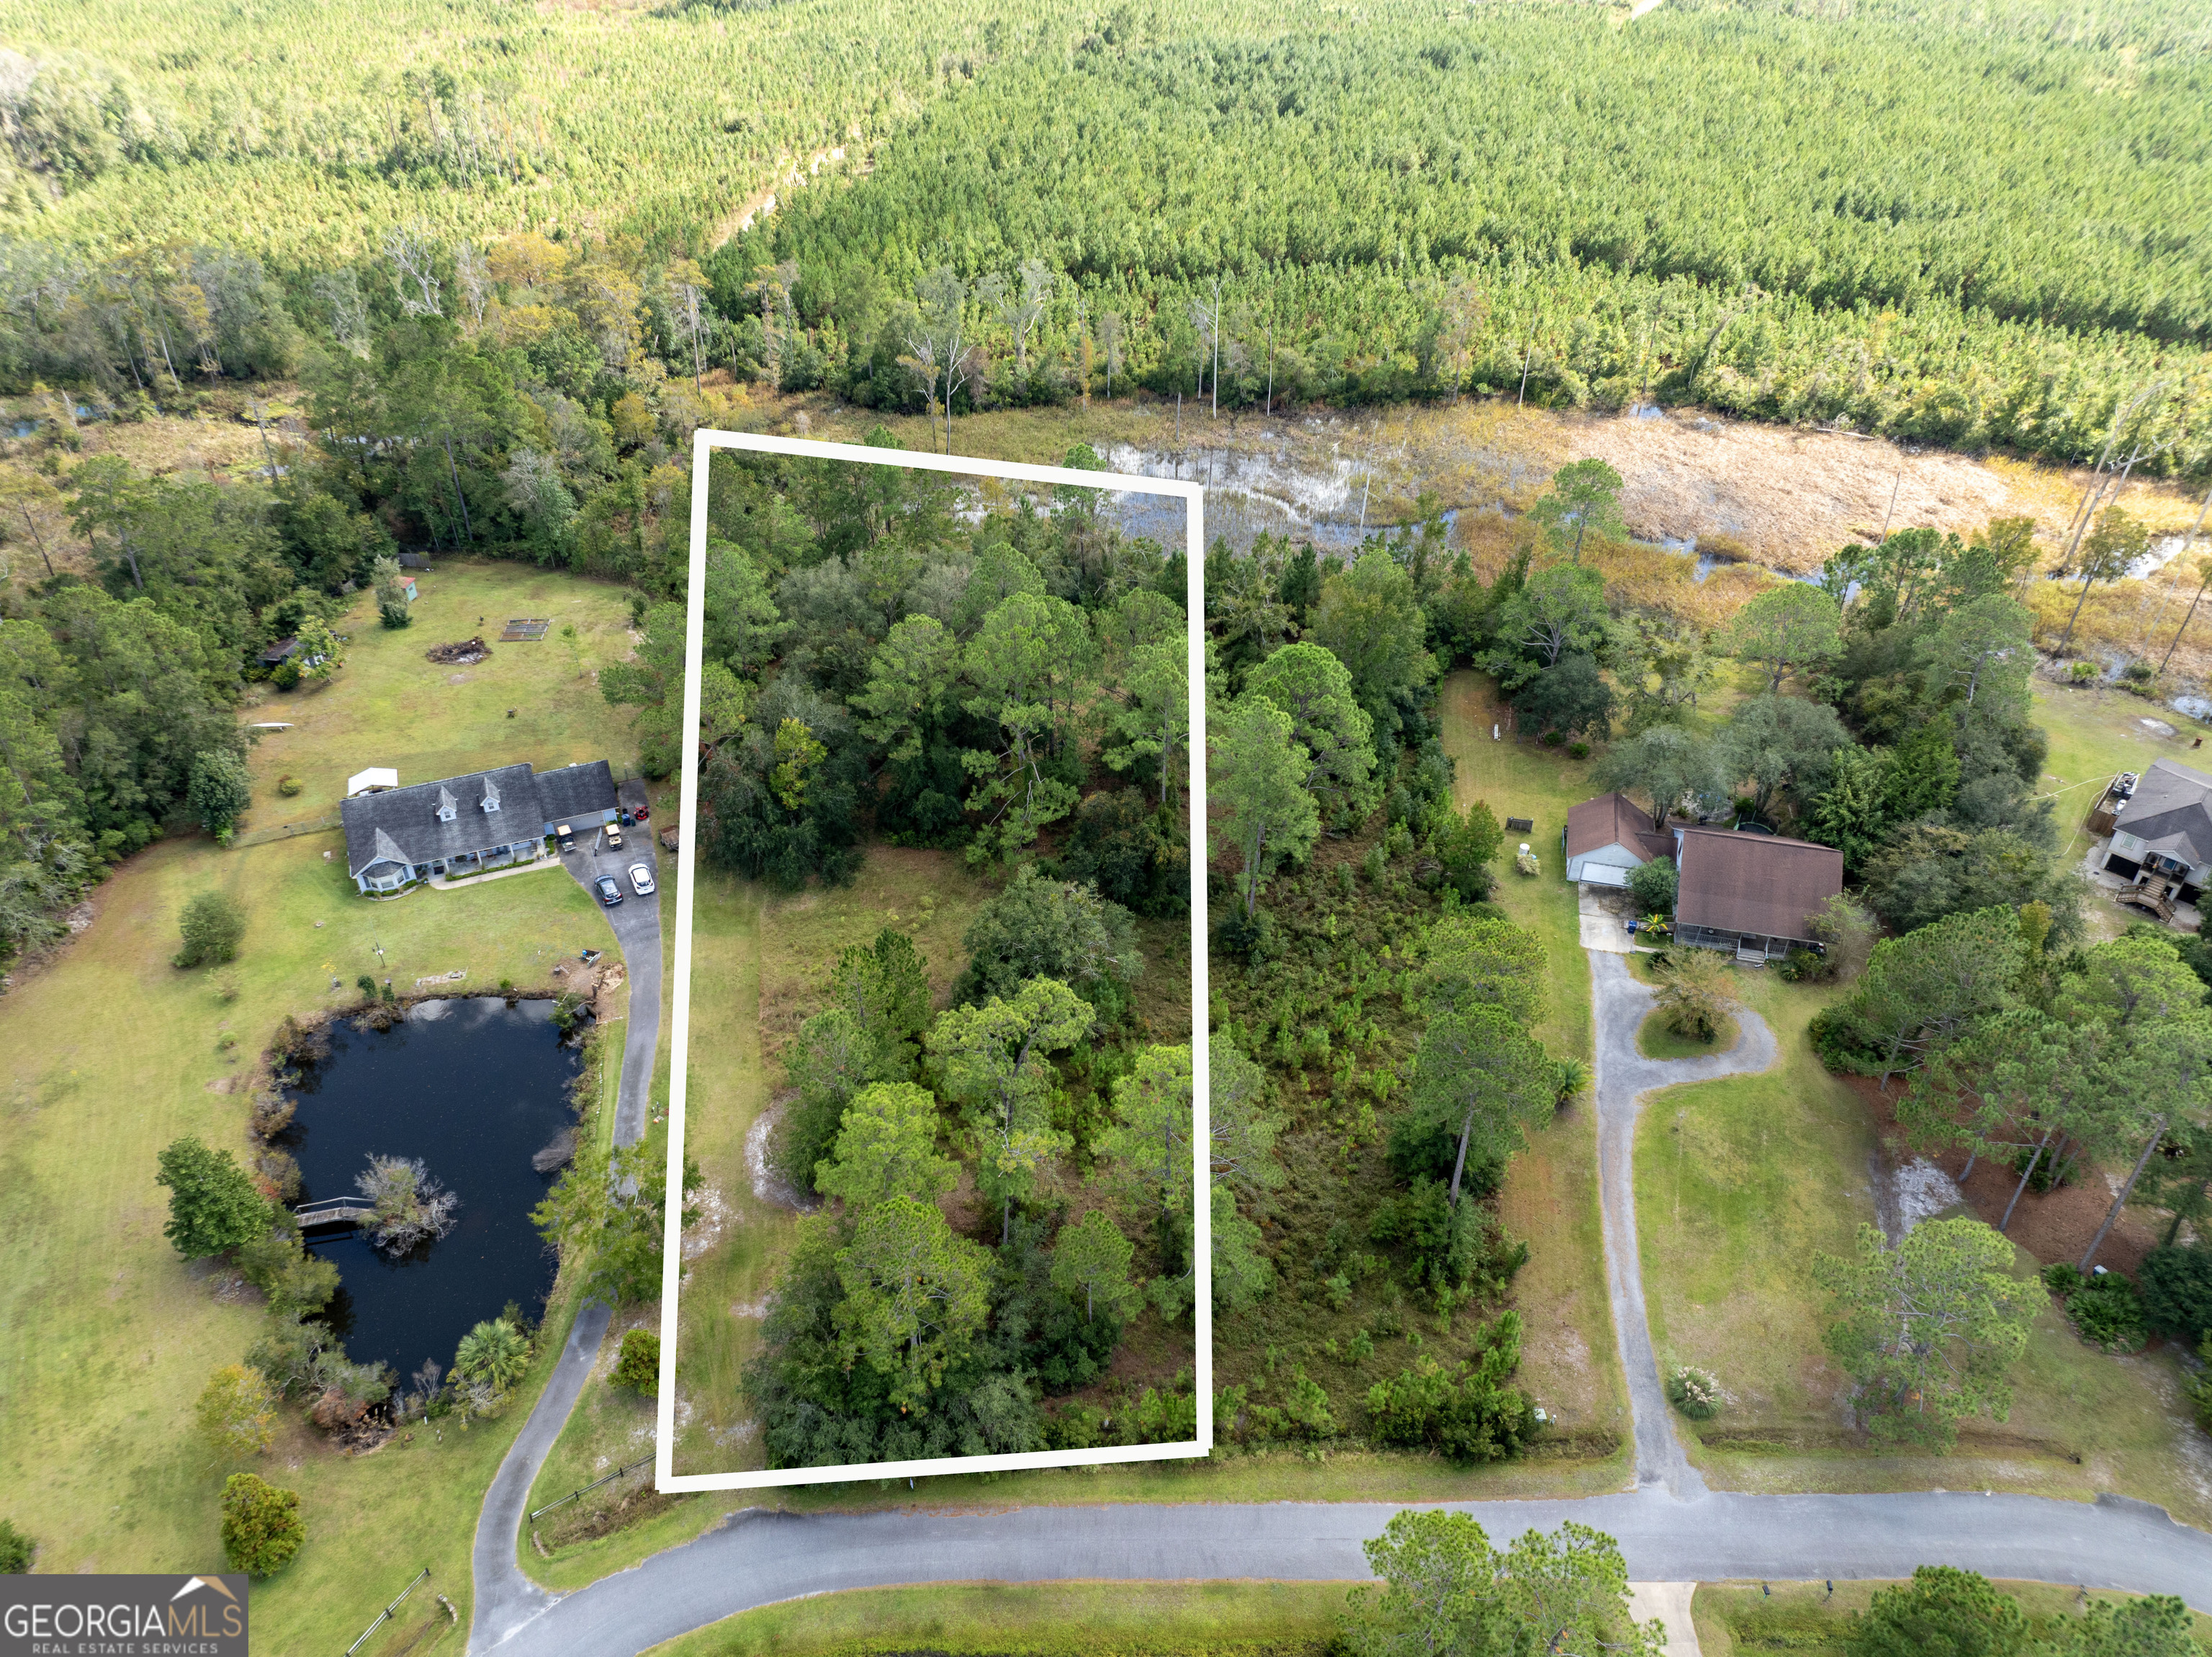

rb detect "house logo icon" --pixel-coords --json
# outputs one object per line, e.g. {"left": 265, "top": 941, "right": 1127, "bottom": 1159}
{"left": 170, "top": 1576, "right": 242, "bottom": 1607}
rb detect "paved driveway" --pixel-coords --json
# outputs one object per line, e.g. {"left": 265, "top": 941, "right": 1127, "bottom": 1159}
{"left": 469, "top": 825, "right": 664, "bottom": 1651}
{"left": 1590, "top": 948, "right": 1776, "bottom": 1496}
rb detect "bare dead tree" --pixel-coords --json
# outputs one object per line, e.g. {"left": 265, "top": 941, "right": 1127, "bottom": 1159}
{"left": 381, "top": 223, "right": 444, "bottom": 318}
{"left": 454, "top": 241, "right": 490, "bottom": 328}
{"left": 356, "top": 1154, "right": 460, "bottom": 1254}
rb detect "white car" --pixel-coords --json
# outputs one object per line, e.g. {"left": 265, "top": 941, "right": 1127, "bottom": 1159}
{"left": 628, "top": 862, "right": 655, "bottom": 897}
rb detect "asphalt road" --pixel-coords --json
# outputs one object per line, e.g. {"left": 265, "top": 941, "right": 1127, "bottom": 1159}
{"left": 465, "top": 925, "right": 2212, "bottom": 1657}
{"left": 475, "top": 1489, "right": 2212, "bottom": 1656}
{"left": 469, "top": 828, "right": 662, "bottom": 1653}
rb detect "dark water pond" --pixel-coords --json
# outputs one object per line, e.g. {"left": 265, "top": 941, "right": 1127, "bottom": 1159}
{"left": 283, "top": 997, "right": 580, "bottom": 1383}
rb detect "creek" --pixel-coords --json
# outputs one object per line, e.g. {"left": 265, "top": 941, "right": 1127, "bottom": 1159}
{"left": 282, "top": 997, "right": 582, "bottom": 1383}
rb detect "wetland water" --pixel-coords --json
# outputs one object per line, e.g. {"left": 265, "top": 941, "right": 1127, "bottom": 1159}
{"left": 284, "top": 997, "right": 580, "bottom": 1380}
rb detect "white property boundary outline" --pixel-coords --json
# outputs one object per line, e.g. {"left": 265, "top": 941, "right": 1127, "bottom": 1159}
{"left": 655, "top": 428, "right": 1211, "bottom": 1491}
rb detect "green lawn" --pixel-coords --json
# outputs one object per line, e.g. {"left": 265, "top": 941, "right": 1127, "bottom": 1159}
{"left": 243, "top": 562, "right": 643, "bottom": 825}
{"left": 1635, "top": 969, "right": 2209, "bottom": 1523}
{"left": 1637, "top": 1008, "right": 1740, "bottom": 1061}
{"left": 1691, "top": 1579, "right": 2212, "bottom": 1657}
{"left": 644, "top": 1580, "right": 1355, "bottom": 1657}
{"left": 1437, "top": 669, "right": 1626, "bottom": 1457}
{"left": 0, "top": 560, "right": 652, "bottom": 1651}
{"left": 2027, "top": 679, "right": 2212, "bottom": 874}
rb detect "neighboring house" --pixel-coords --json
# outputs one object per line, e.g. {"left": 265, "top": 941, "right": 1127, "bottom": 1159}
{"left": 1672, "top": 827, "right": 1844, "bottom": 961}
{"left": 2100, "top": 758, "right": 2212, "bottom": 914}
{"left": 259, "top": 637, "right": 300, "bottom": 666}
{"left": 1563, "top": 791, "right": 1680, "bottom": 887}
{"left": 341, "top": 760, "right": 619, "bottom": 894}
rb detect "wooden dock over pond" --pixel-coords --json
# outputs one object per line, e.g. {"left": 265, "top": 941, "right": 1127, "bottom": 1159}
{"left": 294, "top": 1196, "right": 374, "bottom": 1228}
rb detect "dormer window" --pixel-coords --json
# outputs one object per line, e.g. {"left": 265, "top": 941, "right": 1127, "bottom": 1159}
{"left": 436, "top": 786, "right": 457, "bottom": 824}
{"left": 482, "top": 778, "right": 502, "bottom": 814}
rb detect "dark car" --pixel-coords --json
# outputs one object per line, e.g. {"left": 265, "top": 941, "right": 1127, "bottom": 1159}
{"left": 593, "top": 874, "right": 623, "bottom": 906}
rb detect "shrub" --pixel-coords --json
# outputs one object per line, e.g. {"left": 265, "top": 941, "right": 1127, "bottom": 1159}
{"left": 174, "top": 891, "right": 246, "bottom": 967}
{"left": 197, "top": 1364, "right": 279, "bottom": 1459}
{"left": 613, "top": 1329, "right": 660, "bottom": 1396}
{"left": 1807, "top": 1004, "right": 1885, "bottom": 1075}
{"left": 1384, "top": 1121, "right": 1503, "bottom": 1198}
{"left": 1118, "top": 1384, "right": 1198, "bottom": 1445}
{"left": 2010, "top": 1142, "right": 2067, "bottom": 1195}
{"left": 220, "top": 1473, "right": 304, "bottom": 1576}
{"left": 1053, "top": 788, "right": 1189, "bottom": 917}
{"left": 235, "top": 1226, "right": 338, "bottom": 1321}
{"left": 2041, "top": 1261, "right": 2085, "bottom": 1296}
{"left": 271, "top": 659, "right": 301, "bottom": 689}
{"left": 1212, "top": 906, "right": 1276, "bottom": 964}
{"left": 276, "top": 774, "right": 302, "bottom": 797}
{"left": 2068, "top": 660, "right": 2098, "bottom": 683}
{"left": 1566, "top": 740, "right": 1591, "bottom": 760}
{"left": 0, "top": 1519, "right": 32, "bottom": 1573}
{"left": 1046, "top": 1403, "right": 1107, "bottom": 1450}
{"left": 1248, "top": 1371, "right": 1340, "bottom": 1442}
{"left": 1667, "top": 1365, "right": 1721, "bottom": 1420}
{"left": 1362, "top": 1316, "right": 1536, "bottom": 1463}
{"left": 2060, "top": 1272, "right": 2146, "bottom": 1353}
{"left": 1776, "top": 946, "right": 1823, "bottom": 982}
{"left": 2193, "top": 1337, "right": 2212, "bottom": 1433}
{"left": 2141, "top": 1244, "right": 2212, "bottom": 1344}
{"left": 1627, "top": 859, "right": 1678, "bottom": 915}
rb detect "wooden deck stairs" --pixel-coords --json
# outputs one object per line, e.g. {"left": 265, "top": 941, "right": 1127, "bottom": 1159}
{"left": 2122, "top": 874, "right": 2177, "bottom": 922}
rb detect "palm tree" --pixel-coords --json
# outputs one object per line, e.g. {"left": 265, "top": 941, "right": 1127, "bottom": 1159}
{"left": 452, "top": 1319, "right": 531, "bottom": 1393}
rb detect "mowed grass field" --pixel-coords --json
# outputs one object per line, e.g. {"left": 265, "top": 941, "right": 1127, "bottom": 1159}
{"left": 1691, "top": 1579, "right": 2212, "bottom": 1657}
{"left": 645, "top": 1580, "right": 1357, "bottom": 1657}
{"left": 243, "top": 562, "right": 644, "bottom": 825}
{"left": 0, "top": 560, "right": 653, "bottom": 1651}
{"left": 1634, "top": 968, "right": 2211, "bottom": 1524}
{"left": 2028, "top": 678, "right": 2212, "bottom": 875}
{"left": 638, "top": 1574, "right": 2211, "bottom": 1657}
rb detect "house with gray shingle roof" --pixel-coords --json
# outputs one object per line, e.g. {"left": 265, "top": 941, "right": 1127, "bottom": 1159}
{"left": 340, "top": 760, "right": 619, "bottom": 894}
{"left": 2101, "top": 758, "right": 2212, "bottom": 904}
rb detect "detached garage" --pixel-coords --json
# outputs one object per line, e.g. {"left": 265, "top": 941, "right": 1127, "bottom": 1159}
{"left": 1565, "top": 791, "right": 1679, "bottom": 887}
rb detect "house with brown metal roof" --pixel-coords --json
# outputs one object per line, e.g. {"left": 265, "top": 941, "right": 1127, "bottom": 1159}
{"left": 1671, "top": 827, "right": 1844, "bottom": 963}
{"left": 1563, "top": 791, "right": 1683, "bottom": 887}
